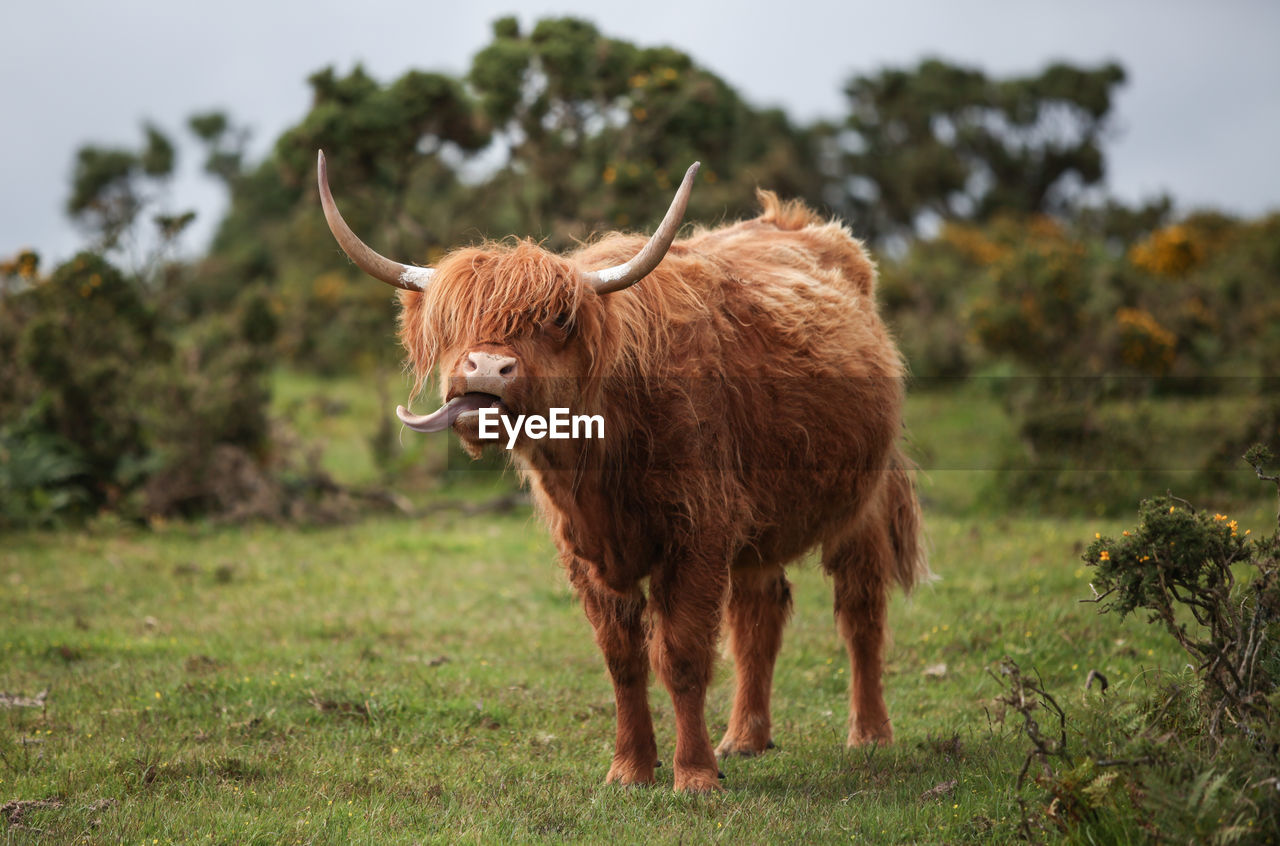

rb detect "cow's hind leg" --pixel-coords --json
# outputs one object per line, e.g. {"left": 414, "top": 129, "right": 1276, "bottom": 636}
{"left": 649, "top": 558, "right": 728, "bottom": 793}
{"left": 570, "top": 561, "right": 656, "bottom": 786}
{"left": 824, "top": 525, "right": 894, "bottom": 746}
{"left": 716, "top": 564, "right": 792, "bottom": 758}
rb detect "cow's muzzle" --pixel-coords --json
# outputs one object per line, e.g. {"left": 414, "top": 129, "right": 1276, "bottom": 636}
{"left": 396, "top": 351, "right": 520, "bottom": 434}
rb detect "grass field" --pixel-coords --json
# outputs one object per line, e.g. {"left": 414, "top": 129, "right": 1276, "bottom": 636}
{"left": 2, "top": 376, "right": 1274, "bottom": 843}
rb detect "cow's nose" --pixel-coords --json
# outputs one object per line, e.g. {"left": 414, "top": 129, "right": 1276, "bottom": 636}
{"left": 464, "top": 352, "right": 519, "bottom": 385}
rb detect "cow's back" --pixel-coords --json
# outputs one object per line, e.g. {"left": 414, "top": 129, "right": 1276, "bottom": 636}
{"left": 571, "top": 196, "right": 904, "bottom": 568}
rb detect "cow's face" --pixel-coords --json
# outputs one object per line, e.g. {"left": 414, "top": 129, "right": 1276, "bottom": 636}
{"left": 396, "top": 243, "right": 603, "bottom": 451}
{"left": 314, "top": 151, "right": 698, "bottom": 452}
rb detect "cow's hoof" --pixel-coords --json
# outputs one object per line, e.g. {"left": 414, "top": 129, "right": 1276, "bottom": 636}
{"left": 674, "top": 769, "right": 724, "bottom": 793}
{"left": 715, "top": 736, "right": 776, "bottom": 759}
{"left": 606, "top": 757, "right": 655, "bottom": 786}
{"left": 846, "top": 724, "right": 893, "bottom": 747}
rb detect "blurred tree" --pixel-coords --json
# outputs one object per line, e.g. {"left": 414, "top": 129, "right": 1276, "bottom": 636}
{"left": 273, "top": 64, "right": 490, "bottom": 256}
{"left": 193, "top": 65, "right": 490, "bottom": 371}
{"left": 470, "top": 16, "right": 825, "bottom": 243}
{"left": 1074, "top": 194, "right": 1174, "bottom": 247}
{"left": 835, "top": 58, "right": 1126, "bottom": 243}
{"left": 189, "top": 110, "right": 251, "bottom": 189}
{"left": 195, "top": 18, "right": 825, "bottom": 370}
{"left": 66, "top": 123, "right": 197, "bottom": 268}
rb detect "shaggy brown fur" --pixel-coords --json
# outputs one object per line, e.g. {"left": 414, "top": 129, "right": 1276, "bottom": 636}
{"left": 397, "top": 190, "right": 927, "bottom": 792}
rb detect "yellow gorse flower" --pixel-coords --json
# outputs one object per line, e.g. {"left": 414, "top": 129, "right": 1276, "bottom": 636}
{"left": 1115, "top": 307, "right": 1176, "bottom": 372}
{"left": 940, "top": 223, "right": 1009, "bottom": 266}
{"left": 1129, "top": 224, "right": 1205, "bottom": 277}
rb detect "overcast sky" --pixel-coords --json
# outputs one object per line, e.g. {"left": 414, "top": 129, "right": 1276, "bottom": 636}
{"left": 3, "top": 0, "right": 1278, "bottom": 264}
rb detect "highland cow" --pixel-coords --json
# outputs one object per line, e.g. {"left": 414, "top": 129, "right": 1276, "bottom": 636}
{"left": 318, "top": 151, "right": 927, "bottom": 793}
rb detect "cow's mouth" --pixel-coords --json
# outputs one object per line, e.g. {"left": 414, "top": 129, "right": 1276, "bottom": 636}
{"left": 396, "top": 392, "right": 503, "bottom": 433}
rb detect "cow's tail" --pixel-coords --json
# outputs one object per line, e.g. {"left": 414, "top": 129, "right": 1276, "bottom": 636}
{"left": 886, "top": 446, "right": 930, "bottom": 594}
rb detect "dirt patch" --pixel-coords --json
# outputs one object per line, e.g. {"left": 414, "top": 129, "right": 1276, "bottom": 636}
{"left": 4, "top": 797, "right": 118, "bottom": 832}
{"left": 184, "top": 654, "right": 223, "bottom": 674}
{"left": 920, "top": 779, "right": 958, "bottom": 802}
{"left": 117, "top": 755, "right": 268, "bottom": 789}
{"left": 309, "top": 695, "right": 371, "bottom": 721}
{"left": 1, "top": 798, "right": 67, "bottom": 832}
{"left": 918, "top": 731, "right": 966, "bottom": 761}
{"left": 0, "top": 690, "right": 47, "bottom": 709}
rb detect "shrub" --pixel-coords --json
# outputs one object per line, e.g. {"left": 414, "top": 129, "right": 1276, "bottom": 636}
{"left": 0, "top": 404, "right": 86, "bottom": 528}
{"left": 994, "top": 454, "right": 1280, "bottom": 842}
{"left": 895, "top": 209, "right": 1280, "bottom": 513}
{"left": 1084, "top": 491, "right": 1276, "bottom": 740}
{"left": 0, "top": 252, "right": 274, "bottom": 525}
{"left": 132, "top": 310, "right": 273, "bottom": 518}
{"left": 1, "top": 253, "right": 165, "bottom": 512}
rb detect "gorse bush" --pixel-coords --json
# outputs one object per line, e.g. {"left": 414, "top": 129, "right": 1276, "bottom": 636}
{"left": 884, "top": 211, "right": 1280, "bottom": 384}
{"left": 0, "top": 252, "right": 273, "bottom": 526}
{"left": 877, "top": 208, "right": 1280, "bottom": 513}
{"left": 0, "top": 405, "right": 87, "bottom": 527}
{"left": 1085, "top": 492, "right": 1277, "bottom": 740}
{"left": 997, "top": 451, "right": 1280, "bottom": 842}
{"left": 1, "top": 254, "right": 165, "bottom": 504}
{"left": 131, "top": 309, "right": 274, "bottom": 518}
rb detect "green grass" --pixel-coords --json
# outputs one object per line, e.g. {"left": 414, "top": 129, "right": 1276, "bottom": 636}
{"left": 6, "top": 510, "right": 1274, "bottom": 842}
{"left": 3, "top": 378, "right": 1276, "bottom": 842}
{"left": 0, "top": 514, "right": 1119, "bottom": 842}
{"left": 271, "top": 367, "right": 428, "bottom": 488}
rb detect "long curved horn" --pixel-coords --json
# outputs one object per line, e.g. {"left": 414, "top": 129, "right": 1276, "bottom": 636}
{"left": 584, "top": 162, "right": 700, "bottom": 295}
{"left": 316, "top": 150, "right": 434, "bottom": 291}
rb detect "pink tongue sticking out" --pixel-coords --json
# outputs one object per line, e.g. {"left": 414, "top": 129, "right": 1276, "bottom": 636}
{"left": 396, "top": 394, "right": 498, "bottom": 433}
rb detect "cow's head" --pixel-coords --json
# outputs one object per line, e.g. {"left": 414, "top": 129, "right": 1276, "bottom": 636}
{"left": 317, "top": 151, "right": 698, "bottom": 452}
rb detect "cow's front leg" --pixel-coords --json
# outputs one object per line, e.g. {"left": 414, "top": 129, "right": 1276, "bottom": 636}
{"left": 571, "top": 563, "right": 656, "bottom": 786}
{"left": 649, "top": 558, "right": 728, "bottom": 793}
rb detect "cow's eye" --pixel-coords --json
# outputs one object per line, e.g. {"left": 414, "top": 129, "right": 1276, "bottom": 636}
{"left": 550, "top": 311, "right": 573, "bottom": 331}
